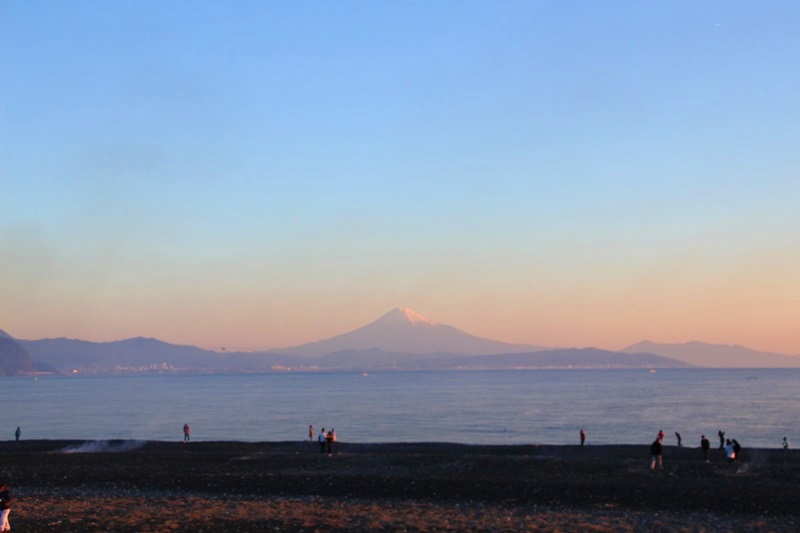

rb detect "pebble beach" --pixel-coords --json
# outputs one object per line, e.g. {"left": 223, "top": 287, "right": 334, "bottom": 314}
{"left": 1, "top": 440, "right": 797, "bottom": 532}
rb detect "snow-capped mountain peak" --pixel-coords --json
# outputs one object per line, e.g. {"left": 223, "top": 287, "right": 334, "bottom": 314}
{"left": 378, "top": 307, "right": 437, "bottom": 327}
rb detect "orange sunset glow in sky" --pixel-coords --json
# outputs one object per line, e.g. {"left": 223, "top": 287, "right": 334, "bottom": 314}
{"left": 2, "top": 2, "right": 798, "bottom": 355}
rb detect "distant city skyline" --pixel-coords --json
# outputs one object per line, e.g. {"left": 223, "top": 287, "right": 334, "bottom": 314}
{"left": 2, "top": 2, "right": 799, "bottom": 355}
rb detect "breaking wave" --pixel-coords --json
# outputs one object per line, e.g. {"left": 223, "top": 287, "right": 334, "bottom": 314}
{"left": 58, "top": 440, "right": 148, "bottom": 454}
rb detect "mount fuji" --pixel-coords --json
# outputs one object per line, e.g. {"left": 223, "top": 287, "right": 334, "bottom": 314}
{"left": 270, "top": 307, "right": 545, "bottom": 358}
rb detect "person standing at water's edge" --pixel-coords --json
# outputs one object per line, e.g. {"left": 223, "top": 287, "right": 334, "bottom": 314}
{"left": 701, "top": 435, "right": 711, "bottom": 463}
{"left": 183, "top": 423, "right": 191, "bottom": 443}
{"left": 14, "top": 427, "right": 20, "bottom": 442}
{"left": 650, "top": 436, "right": 664, "bottom": 471}
{"left": 783, "top": 436, "right": 790, "bottom": 449}
{"left": 675, "top": 432, "right": 682, "bottom": 447}
{"left": 0, "top": 484, "right": 12, "bottom": 532}
{"left": 718, "top": 430, "right": 725, "bottom": 450}
{"left": 318, "top": 428, "right": 326, "bottom": 454}
{"left": 309, "top": 425, "right": 315, "bottom": 442}
{"left": 580, "top": 428, "right": 586, "bottom": 447}
{"left": 326, "top": 429, "right": 334, "bottom": 455}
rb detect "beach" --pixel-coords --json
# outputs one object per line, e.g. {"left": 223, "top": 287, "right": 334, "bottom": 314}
{"left": 1, "top": 440, "right": 797, "bottom": 532}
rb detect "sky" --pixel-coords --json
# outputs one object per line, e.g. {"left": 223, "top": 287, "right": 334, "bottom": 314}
{"left": 2, "top": 1, "right": 799, "bottom": 354}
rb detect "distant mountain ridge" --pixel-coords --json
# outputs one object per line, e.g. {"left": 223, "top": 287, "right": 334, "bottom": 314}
{"left": 19, "top": 336, "right": 223, "bottom": 369}
{"left": 621, "top": 341, "right": 800, "bottom": 368}
{"left": 315, "top": 347, "right": 689, "bottom": 370}
{"left": 17, "top": 336, "right": 297, "bottom": 372}
{"left": 4, "top": 309, "right": 800, "bottom": 372}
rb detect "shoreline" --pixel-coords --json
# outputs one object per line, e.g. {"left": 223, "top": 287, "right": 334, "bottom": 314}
{"left": 2, "top": 440, "right": 798, "bottom": 531}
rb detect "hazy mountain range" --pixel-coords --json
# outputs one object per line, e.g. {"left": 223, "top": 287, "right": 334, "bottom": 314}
{"left": 620, "top": 340, "right": 800, "bottom": 368}
{"left": 2, "top": 308, "right": 799, "bottom": 374}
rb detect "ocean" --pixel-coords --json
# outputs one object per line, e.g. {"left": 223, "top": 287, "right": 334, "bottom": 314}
{"left": 1, "top": 369, "right": 797, "bottom": 448}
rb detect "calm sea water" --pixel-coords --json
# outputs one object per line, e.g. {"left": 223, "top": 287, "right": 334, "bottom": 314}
{"left": 1, "top": 369, "right": 797, "bottom": 448}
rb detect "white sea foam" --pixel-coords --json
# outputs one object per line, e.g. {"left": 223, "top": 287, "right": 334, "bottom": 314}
{"left": 59, "top": 440, "right": 147, "bottom": 454}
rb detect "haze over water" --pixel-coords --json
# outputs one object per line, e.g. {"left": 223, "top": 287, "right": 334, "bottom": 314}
{"left": 2, "top": 369, "right": 797, "bottom": 448}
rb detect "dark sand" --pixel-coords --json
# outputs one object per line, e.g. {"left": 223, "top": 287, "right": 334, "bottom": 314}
{"left": 1, "top": 440, "right": 797, "bottom": 532}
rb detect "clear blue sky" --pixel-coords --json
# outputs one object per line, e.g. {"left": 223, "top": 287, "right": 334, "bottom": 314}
{"left": 2, "top": 1, "right": 799, "bottom": 353}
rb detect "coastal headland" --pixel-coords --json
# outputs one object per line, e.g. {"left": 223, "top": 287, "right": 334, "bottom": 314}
{"left": 1, "top": 440, "right": 797, "bottom": 532}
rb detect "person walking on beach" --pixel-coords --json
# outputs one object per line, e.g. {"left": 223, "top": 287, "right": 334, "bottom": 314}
{"left": 0, "top": 484, "right": 12, "bottom": 532}
{"left": 650, "top": 435, "right": 664, "bottom": 471}
{"left": 675, "top": 432, "right": 682, "bottom": 447}
{"left": 318, "top": 428, "right": 326, "bottom": 454}
{"left": 580, "top": 428, "right": 586, "bottom": 447}
{"left": 309, "top": 425, "right": 315, "bottom": 442}
{"left": 718, "top": 430, "right": 725, "bottom": 450}
{"left": 183, "top": 423, "right": 191, "bottom": 443}
{"left": 701, "top": 435, "right": 711, "bottom": 463}
{"left": 14, "top": 427, "right": 20, "bottom": 442}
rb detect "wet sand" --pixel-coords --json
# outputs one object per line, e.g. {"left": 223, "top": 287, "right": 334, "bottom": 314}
{"left": 1, "top": 440, "right": 797, "bottom": 532}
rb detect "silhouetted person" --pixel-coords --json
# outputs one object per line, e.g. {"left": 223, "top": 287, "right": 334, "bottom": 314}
{"left": 732, "top": 439, "right": 741, "bottom": 462}
{"left": 309, "top": 424, "right": 315, "bottom": 442}
{"left": 318, "top": 428, "right": 326, "bottom": 454}
{"left": 326, "top": 430, "right": 334, "bottom": 455}
{"left": 580, "top": 428, "right": 586, "bottom": 447}
{"left": 783, "top": 437, "right": 790, "bottom": 449}
{"left": 650, "top": 436, "right": 664, "bottom": 470}
{"left": 183, "top": 423, "right": 190, "bottom": 443}
{"left": 658, "top": 429, "right": 665, "bottom": 441}
{"left": 14, "top": 427, "right": 20, "bottom": 442}
{"left": 718, "top": 430, "right": 725, "bottom": 449}
{"left": 701, "top": 435, "right": 710, "bottom": 463}
{"left": 675, "top": 432, "right": 682, "bottom": 447}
